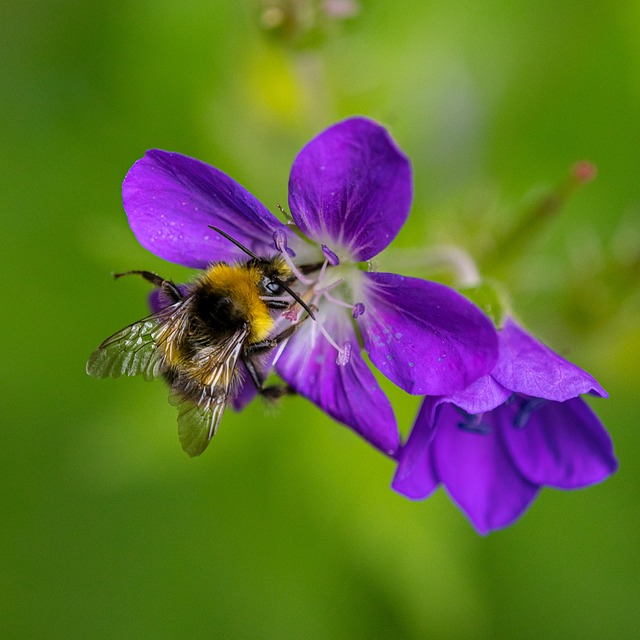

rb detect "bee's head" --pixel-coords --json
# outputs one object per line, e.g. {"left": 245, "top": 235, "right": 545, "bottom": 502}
{"left": 253, "top": 256, "right": 314, "bottom": 318}
{"left": 254, "top": 255, "right": 295, "bottom": 293}
{"left": 208, "top": 225, "right": 314, "bottom": 319}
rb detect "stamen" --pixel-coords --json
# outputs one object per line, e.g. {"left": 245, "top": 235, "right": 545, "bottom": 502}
{"left": 282, "top": 307, "right": 299, "bottom": 322}
{"left": 314, "top": 278, "right": 345, "bottom": 296}
{"left": 321, "top": 290, "right": 352, "bottom": 309}
{"left": 317, "top": 257, "right": 330, "bottom": 284}
{"left": 317, "top": 323, "right": 352, "bottom": 365}
{"left": 513, "top": 397, "right": 547, "bottom": 429}
{"left": 321, "top": 245, "right": 340, "bottom": 266}
{"left": 455, "top": 409, "right": 491, "bottom": 435}
{"left": 317, "top": 322, "right": 342, "bottom": 352}
{"left": 352, "top": 302, "right": 365, "bottom": 318}
{"left": 272, "top": 230, "right": 313, "bottom": 285}
{"left": 272, "top": 229, "right": 296, "bottom": 257}
{"left": 336, "top": 341, "right": 352, "bottom": 366}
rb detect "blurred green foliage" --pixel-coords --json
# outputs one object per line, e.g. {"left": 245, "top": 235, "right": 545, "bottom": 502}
{"left": 1, "top": 1, "right": 639, "bottom": 638}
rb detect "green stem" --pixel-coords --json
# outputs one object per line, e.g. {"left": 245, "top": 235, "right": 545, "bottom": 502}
{"left": 483, "top": 161, "right": 596, "bottom": 271}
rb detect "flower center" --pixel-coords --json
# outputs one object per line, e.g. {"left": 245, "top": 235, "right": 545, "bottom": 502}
{"left": 273, "top": 230, "right": 365, "bottom": 366}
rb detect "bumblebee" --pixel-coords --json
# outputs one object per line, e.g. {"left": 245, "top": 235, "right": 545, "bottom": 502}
{"left": 87, "top": 227, "right": 313, "bottom": 457}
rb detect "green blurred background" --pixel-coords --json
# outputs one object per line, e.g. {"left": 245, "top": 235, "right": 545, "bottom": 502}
{"left": 2, "top": 1, "right": 639, "bottom": 638}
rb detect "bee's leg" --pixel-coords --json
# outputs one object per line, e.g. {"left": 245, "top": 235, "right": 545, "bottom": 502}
{"left": 242, "top": 323, "right": 304, "bottom": 398}
{"left": 114, "top": 270, "right": 183, "bottom": 302}
{"left": 244, "top": 356, "right": 295, "bottom": 396}
{"left": 263, "top": 299, "right": 290, "bottom": 310}
{"left": 241, "top": 355, "right": 296, "bottom": 399}
{"left": 246, "top": 306, "right": 317, "bottom": 357}
{"left": 261, "top": 384, "right": 296, "bottom": 400}
{"left": 243, "top": 323, "right": 299, "bottom": 357}
{"left": 242, "top": 357, "right": 265, "bottom": 390}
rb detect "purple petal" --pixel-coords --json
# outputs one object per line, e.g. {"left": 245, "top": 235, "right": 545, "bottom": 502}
{"left": 230, "top": 343, "right": 285, "bottom": 411}
{"left": 231, "top": 361, "right": 260, "bottom": 411}
{"left": 433, "top": 403, "right": 539, "bottom": 534}
{"left": 392, "top": 398, "right": 440, "bottom": 499}
{"left": 149, "top": 288, "right": 167, "bottom": 314}
{"left": 493, "top": 319, "right": 607, "bottom": 400}
{"left": 445, "top": 374, "right": 512, "bottom": 414}
{"left": 148, "top": 285, "right": 190, "bottom": 314}
{"left": 358, "top": 273, "right": 499, "bottom": 395}
{"left": 123, "top": 150, "right": 292, "bottom": 269}
{"left": 502, "top": 397, "right": 618, "bottom": 488}
{"left": 288, "top": 118, "right": 412, "bottom": 261}
{"left": 276, "top": 308, "right": 399, "bottom": 455}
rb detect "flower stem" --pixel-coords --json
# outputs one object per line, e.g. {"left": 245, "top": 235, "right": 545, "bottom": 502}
{"left": 483, "top": 161, "right": 597, "bottom": 271}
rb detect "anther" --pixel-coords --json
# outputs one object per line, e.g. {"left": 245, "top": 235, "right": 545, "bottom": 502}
{"left": 317, "top": 323, "right": 352, "bottom": 366}
{"left": 336, "top": 341, "right": 352, "bottom": 366}
{"left": 273, "top": 230, "right": 313, "bottom": 285}
{"left": 322, "top": 245, "right": 340, "bottom": 266}
{"left": 512, "top": 398, "right": 547, "bottom": 429}
{"left": 352, "top": 302, "right": 365, "bottom": 318}
{"left": 456, "top": 410, "right": 491, "bottom": 435}
{"left": 283, "top": 307, "right": 299, "bottom": 322}
{"left": 272, "top": 229, "right": 295, "bottom": 257}
{"left": 315, "top": 278, "right": 345, "bottom": 296}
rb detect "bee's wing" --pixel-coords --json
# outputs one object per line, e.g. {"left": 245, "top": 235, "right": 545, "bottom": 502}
{"left": 171, "top": 326, "right": 250, "bottom": 457}
{"left": 173, "top": 397, "right": 227, "bottom": 458}
{"left": 86, "top": 303, "right": 183, "bottom": 381}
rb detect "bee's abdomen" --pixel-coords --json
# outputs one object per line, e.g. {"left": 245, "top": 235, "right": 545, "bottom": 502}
{"left": 164, "top": 365, "right": 239, "bottom": 402}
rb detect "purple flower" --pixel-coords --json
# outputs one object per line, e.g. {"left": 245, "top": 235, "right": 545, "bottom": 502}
{"left": 123, "top": 117, "right": 498, "bottom": 455}
{"left": 392, "top": 318, "right": 618, "bottom": 534}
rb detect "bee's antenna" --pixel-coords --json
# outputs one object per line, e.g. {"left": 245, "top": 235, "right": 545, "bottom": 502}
{"left": 208, "top": 225, "right": 259, "bottom": 260}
